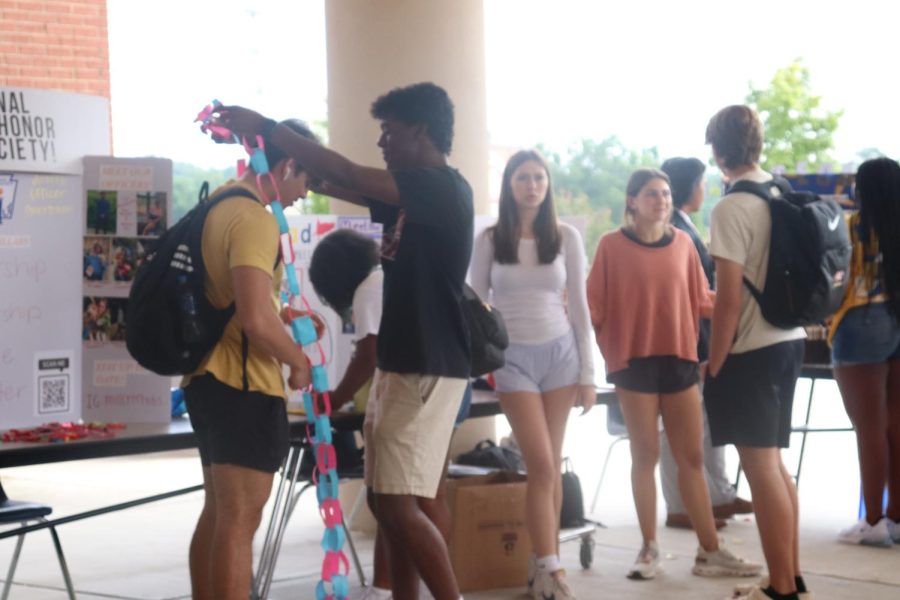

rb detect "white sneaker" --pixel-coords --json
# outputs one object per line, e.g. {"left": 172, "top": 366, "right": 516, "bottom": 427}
{"left": 531, "top": 568, "right": 576, "bottom": 600}
{"left": 693, "top": 545, "right": 761, "bottom": 577}
{"left": 837, "top": 518, "right": 893, "bottom": 547}
{"left": 887, "top": 519, "right": 900, "bottom": 544}
{"left": 357, "top": 586, "right": 392, "bottom": 600}
{"left": 627, "top": 540, "right": 661, "bottom": 580}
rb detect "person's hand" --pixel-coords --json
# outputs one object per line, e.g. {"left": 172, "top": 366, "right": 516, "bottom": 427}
{"left": 213, "top": 105, "right": 269, "bottom": 140}
{"left": 576, "top": 384, "right": 596, "bottom": 415}
{"left": 280, "top": 307, "right": 326, "bottom": 340}
{"left": 288, "top": 362, "right": 311, "bottom": 391}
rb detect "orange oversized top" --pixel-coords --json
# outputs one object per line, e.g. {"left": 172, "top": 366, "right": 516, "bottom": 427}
{"left": 586, "top": 228, "right": 713, "bottom": 375}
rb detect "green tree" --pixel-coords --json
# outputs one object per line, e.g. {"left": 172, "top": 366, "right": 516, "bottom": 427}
{"left": 172, "top": 162, "right": 235, "bottom": 222}
{"left": 540, "top": 136, "right": 659, "bottom": 256}
{"left": 746, "top": 59, "right": 843, "bottom": 173}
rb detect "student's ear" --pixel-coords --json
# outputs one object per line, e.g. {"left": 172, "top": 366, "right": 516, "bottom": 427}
{"left": 281, "top": 159, "right": 295, "bottom": 182}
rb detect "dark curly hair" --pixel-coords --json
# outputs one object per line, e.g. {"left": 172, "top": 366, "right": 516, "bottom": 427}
{"left": 308, "top": 229, "right": 379, "bottom": 317}
{"left": 370, "top": 82, "right": 455, "bottom": 155}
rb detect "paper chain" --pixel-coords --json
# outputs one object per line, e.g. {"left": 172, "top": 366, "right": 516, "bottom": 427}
{"left": 197, "top": 100, "right": 350, "bottom": 600}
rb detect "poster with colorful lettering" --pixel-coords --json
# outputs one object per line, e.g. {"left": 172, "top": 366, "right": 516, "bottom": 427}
{"left": 0, "top": 173, "right": 83, "bottom": 428}
{"left": 81, "top": 156, "right": 172, "bottom": 423}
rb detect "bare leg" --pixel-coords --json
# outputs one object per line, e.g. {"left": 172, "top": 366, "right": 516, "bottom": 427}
{"left": 376, "top": 493, "right": 459, "bottom": 600}
{"left": 366, "top": 487, "right": 392, "bottom": 591}
{"left": 542, "top": 385, "right": 579, "bottom": 552}
{"left": 498, "top": 390, "right": 559, "bottom": 557}
{"left": 615, "top": 388, "right": 662, "bottom": 545}
{"left": 835, "top": 362, "right": 890, "bottom": 524}
{"left": 208, "top": 463, "right": 275, "bottom": 600}
{"left": 659, "top": 385, "right": 718, "bottom": 551}
{"left": 737, "top": 447, "right": 797, "bottom": 595}
{"left": 188, "top": 467, "right": 216, "bottom": 600}
{"left": 885, "top": 359, "right": 900, "bottom": 521}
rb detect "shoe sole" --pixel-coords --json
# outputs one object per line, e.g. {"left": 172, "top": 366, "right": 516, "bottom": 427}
{"left": 692, "top": 565, "right": 762, "bottom": 577}
{"left": 838, "top": 537, "right": 893, "bottom": 548}
{"left": 627, "top": 567, "right": 660, "bottom": 580}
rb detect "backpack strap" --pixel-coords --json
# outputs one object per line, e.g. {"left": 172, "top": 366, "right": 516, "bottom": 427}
{"left": 723, "top": 179, "right": 787, "bottom": 305}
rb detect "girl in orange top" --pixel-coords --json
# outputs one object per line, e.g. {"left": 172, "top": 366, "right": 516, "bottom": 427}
{"left": 587, "top": 168, "right": 759, "bottom": 582}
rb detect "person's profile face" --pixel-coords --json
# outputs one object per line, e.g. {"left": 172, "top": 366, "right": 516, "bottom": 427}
{"left": 629, "top": 178, "right": 672, "bottom": 225}
{"left": 684, "top": 178, "right": 706, "bottom": 213}
{"left": 509, "top": 160, "right": 549, "bottom": 211}
{"left": 377, "top": 118, "right": 418, "bottom": 169}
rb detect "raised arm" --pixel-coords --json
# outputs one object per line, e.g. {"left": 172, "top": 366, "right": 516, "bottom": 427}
{"left": 217, "top": 106, "right": 402, "bottom": 205}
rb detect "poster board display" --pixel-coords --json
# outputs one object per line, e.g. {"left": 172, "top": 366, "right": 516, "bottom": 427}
{"left": 782, "top": 173, "right": 856, "bottom": 210}
{"left": 80, "top": 156, "right": 173, "bottom": 424}
{"left": 0, "top": 173, "right": 84, "bottom": 428}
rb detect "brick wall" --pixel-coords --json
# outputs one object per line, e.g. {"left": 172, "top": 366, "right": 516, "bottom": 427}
{"left": 0, "top": 0, "right": 110, "bottom": 98}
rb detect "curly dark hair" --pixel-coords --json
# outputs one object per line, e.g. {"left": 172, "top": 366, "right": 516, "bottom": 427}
{"left": 308, "top": 229, "right": 379, "bottom": 317}
{"left": 370, "top": 82, "right": 455, "bottom": 155}
{"left": 705, "top": 105, "right": 763, "bottom": 170}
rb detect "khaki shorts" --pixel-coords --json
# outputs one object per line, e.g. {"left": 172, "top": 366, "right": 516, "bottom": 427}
{"left": 366, "top": 369, "right": 467, "bottom": 498}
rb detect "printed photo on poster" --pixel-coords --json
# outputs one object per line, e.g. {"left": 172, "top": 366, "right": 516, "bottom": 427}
{"left": 137, "top": 192, "right": 167, "bottom": 237}
{"left": 83, "top": 236, "right": 111, "bottom": 283}
{"left": 110, "top": 238, "right": 140, "bottom": 283}
{"left": 82, "top": 296, "right": 128, "bottom": 344}
{"left": 86, "top": 190, "right": 117, "bottom": 234}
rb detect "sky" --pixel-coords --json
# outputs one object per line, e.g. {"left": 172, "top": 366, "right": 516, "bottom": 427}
{"left": 108, "top": 0, "right": 900, "bottom": 171}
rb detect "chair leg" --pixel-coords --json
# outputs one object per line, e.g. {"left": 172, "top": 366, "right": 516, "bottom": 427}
{"left": 1, "top": 530, "right": 26, "bottom": 600}
{"left": 47, "top": 525, "right": 76, "bottom": 599}
{"left": 342, "top": 514, "right": 368, "bottom": 588}
{"left": 589, "top": 436, "right": 628, "bottom": 515}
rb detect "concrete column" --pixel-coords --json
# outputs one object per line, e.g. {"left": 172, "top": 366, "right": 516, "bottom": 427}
{"left": 324, "top": 0, "right": 489, "bottom": 215}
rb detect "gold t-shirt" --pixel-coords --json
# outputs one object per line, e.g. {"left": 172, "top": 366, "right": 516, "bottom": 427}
{"left": 183, "top": 181, "right": 286, "bottom": 398}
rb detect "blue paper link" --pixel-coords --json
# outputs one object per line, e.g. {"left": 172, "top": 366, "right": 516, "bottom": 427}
{"left": 269, "top": 201, "right": 290, "bottom": 233}
{"left": 303, "top": 392, "right": 315, "bottom": 416}
{"left": 313, "top": 415, "right": 332, "bottom": 444}
{"left": 312, "top": 364, "right": 329, "bottom": 392}
{"left": 332, "top": 574, "right": 349, "bottom": 599}
{"left": 291, "top": 315, "right": 318, "bottom": 346}
{"left": 320, "top": 524, "right": 346, "bottom": 552}
{"left": 285, "top": 265, "right": 300, "bottom": 296}
{"left": 315, "top": 581, "right": 327, "bottom": 600}
{"left": 249, "top": 149, "right": 269, "bottom": 174}
{"left": 316, "top": 468, "right": 340, "bottom": 504}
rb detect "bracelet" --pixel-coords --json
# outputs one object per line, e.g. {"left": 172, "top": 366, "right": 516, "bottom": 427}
{"left": 261, "top": 117, "right": 277, "bottom": 138}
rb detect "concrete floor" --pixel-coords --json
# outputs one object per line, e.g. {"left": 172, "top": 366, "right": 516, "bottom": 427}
{"left": 1, "top": 382, "right": 898, "bottom": 599}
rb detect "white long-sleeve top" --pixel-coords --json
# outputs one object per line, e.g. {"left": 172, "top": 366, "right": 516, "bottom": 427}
{"left": 470, "top": 222, "right": 595, "bottom": 386}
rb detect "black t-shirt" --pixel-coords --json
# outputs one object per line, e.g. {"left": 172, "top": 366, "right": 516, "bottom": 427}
{"left": 369, "top": 166, "right": 474, "bottom": 377}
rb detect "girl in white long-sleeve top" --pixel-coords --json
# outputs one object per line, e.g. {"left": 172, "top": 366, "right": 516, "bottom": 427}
{"left": 470, "top": 149, "right": 594, "bottom": 600}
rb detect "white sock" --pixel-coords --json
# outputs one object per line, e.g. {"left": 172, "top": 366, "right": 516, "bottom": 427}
{"left": 536, "top": 554, "right": 561, "bottom": 573}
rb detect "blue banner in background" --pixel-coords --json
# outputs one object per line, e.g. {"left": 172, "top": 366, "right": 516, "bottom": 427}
{"left": 783, "top": 173, "right": 856, "bottom": 210}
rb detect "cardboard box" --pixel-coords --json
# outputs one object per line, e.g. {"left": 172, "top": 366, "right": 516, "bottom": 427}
{"left": 446, "top": 472, "right": 531, "bottom": 592}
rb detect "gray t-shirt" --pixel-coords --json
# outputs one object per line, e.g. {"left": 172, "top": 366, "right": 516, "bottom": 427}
{"left": 709, "top": 167, "right": 805, "bottom": 353}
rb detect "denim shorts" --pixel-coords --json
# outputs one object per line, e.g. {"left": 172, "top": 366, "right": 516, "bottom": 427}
{"left": 831, "top": 304, "right": 900, "bottom": 366}
{"left": 493, "top": 329, "right": 581, "bottom": 393}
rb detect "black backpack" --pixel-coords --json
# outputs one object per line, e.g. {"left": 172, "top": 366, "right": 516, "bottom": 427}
{"left": 728, "top": 178, "right": 852, "bottom": 328}
{"left": 461, "top": 284, "right": 509, "bottom": 377}
{"left": 126, "top": 183, "right": 260, "bottom": 375}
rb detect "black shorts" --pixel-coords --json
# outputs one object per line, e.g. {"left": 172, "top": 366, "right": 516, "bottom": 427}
{"left": 184, "top": 373, "right": 290, "bottom": 473}
{"left": 606, "top": 356, "right": 700, "bottom": 394}
{"left": 704, "top": 340, "right": 804, "bottom": 449}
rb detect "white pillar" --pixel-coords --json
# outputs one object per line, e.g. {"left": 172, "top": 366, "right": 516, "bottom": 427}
{"left": 324, "top": 0, "right": 490, "bottom": 215}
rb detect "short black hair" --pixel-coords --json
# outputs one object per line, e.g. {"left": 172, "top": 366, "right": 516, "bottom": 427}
{"left": 370, "top": 82, "right": 455, "bottom": 155}
{"left": 660, "top": 157, "right": 706, "bottom": 208}
{"left": 308, "top": 229, "right": 379, "bottom": 317}
{"left": 264, "top": 118, "right": 319, "bottom": 172}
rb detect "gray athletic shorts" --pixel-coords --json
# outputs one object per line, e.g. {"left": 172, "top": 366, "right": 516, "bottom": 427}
{"left": 494, "top": 329, "right": 581, "bottom": 393}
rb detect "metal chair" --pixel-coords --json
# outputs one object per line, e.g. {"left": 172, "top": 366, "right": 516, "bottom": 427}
{"left": 588, "top": 400, "right": 630, "bottom": 515}
{"left": 0, "top": 480, "right": 76, "bottom": 600}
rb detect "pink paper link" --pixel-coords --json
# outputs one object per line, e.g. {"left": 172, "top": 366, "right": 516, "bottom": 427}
{"left": 319, "top": 498, "right": 344, "bottom": 528}
{"left": 316, "top": 443, "right": 338, "bottom": 474}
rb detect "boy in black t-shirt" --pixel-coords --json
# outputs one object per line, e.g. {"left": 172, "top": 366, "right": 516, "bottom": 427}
{"left": 218, "top": 82, "right": 473, "bottom": 600}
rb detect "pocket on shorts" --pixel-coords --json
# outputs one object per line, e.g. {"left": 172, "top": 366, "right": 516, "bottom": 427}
{"left": 418, "top": 375, "right": 440, "bottom": 404}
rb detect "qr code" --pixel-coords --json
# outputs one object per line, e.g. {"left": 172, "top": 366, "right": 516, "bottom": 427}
{"left": 38, "top": 374, "right": 70, "bottom": 414}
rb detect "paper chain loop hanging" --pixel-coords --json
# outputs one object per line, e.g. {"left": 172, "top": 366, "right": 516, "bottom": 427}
{"left": 197, "top": 100, "right": 350, "bottom": 600}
